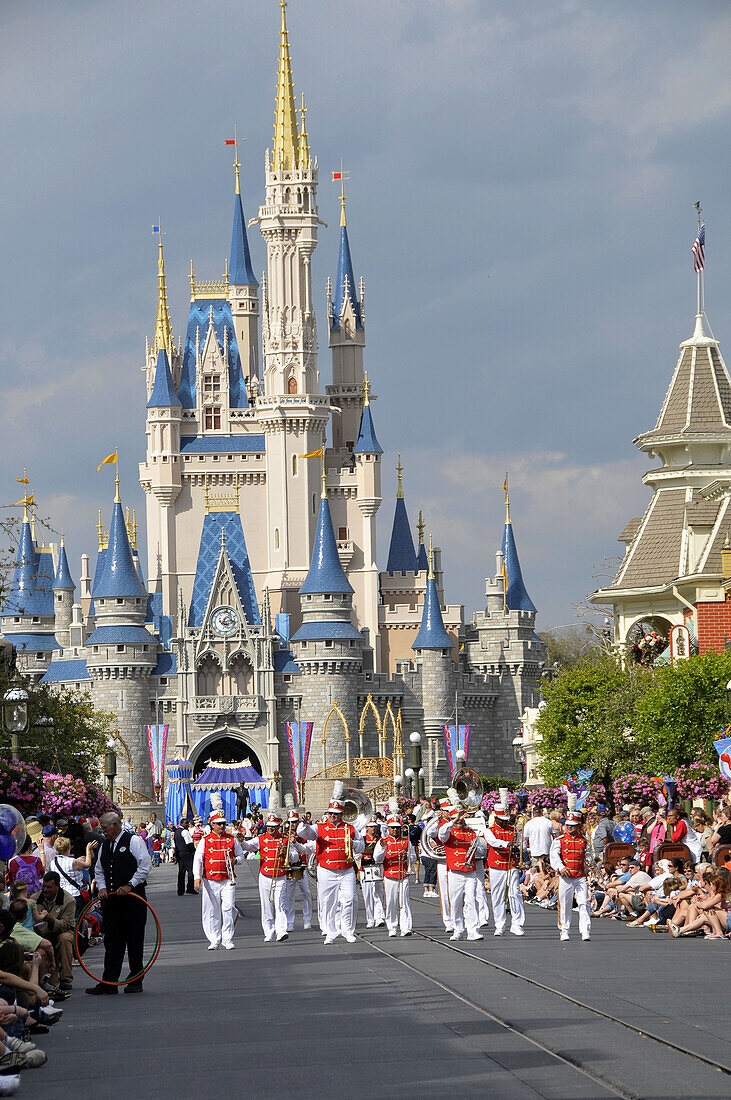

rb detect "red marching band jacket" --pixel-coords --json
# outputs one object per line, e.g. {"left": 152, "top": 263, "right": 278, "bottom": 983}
{"left": 443, "top": 824, "right": 477, "bottom": 873}
{"left": 487, "top": 822, "right": 516, "bottom": 871}
{"left": 258, "top": 833, "right": 290, "bottom": 878}
{"left": 316, "top": 821, "right": 355, "bottom": 871}
{"left": 382, "top": 836, "right": 409, "bottom": 880}
{"left": 559, "top": 833, "right": 588, "bottom": 878}
{"left": 203, "top": 833, "right": 236, "bottom": 881}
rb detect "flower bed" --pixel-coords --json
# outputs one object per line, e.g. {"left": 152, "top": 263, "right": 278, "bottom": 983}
{"left": 40, "top": 773, "right": 118, "bottom": 818}
{"left": 0, "top": 759, "right": 44, "bottom": 814}
{"left": 525, "top": 786, "right": 568, "bottom": 812}
{"left": 482, "top": 789, "right": 520, "bottom": 814}
{"left": 611, "top": 774, "right": 665, "bottom": 806}
{"left": 673, "top": 760, "right": 729, "bottom": 802}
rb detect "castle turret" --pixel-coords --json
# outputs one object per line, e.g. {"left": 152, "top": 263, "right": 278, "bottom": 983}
{"left": 86, "top": 479, "right": 157, "bottom": 800}
{"left": 328, "top": 189, "right": 366, "bottom": 451}
{"left": 416, "top": 511, "right": 428, "bottom": 573}
{"left": 1, "top": 496, "right": 60, "bottom": 679}
{"left": 228, "top": 144, "right": 259, "bottom": 389}
{"left": 502, "top": 488, "right": 536, "bottom": 613}
{"left": 291, "top": 470, "right": 363, "bottom": 778}
{"left": 352, "top": 372, "right": 382, "bottom": 667}
{"left": 52, "top": 538, "right": 75, "bottom": 647}
{"left": 412, "top": 538, "right": 456, "bottom": 789}
{"left": 386, "top": 456, "right": 418, "bottom": 574}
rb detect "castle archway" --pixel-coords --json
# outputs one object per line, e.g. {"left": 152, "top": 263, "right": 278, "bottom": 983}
{"left": 190, "top": 733, "right": 263, "bottom": 780}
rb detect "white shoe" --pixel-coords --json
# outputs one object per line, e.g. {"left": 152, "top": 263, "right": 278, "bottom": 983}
{"left": 493, "top": 929, "right": 504, "bottom": 936}
{"left": 222, "top": 940, "right": 235, "bottom": 950}
{"left": 450, "top": 931, "right": 464, "bottom": 941}
{"left": 343, "top": 933, "right": 357, "bottom": 944}
{"left": 366, "top": 922, "right": 375, "bottom": 929}
{"left": 467, "top": 932, "right": 484, "bottom": 941}
{"left": 401, "top": 930, "right": 412, "bottom": 936}
{"left": 323, "top": 937, "right": 336, "bottom": 945}
{"left": 375, "top": 920, "right": 386, "bottom": 928}
{"left": 207, "top": 942, "right": 220, "bottom": 950}
{"left": 276, "top": 932, "right": 289, "bottom": 942}
{"left": 388, "top": 929, "right": 397, "bottom": 937}
{"left": 444, "top": 925, "right": 454, "bottom": 934}
{"left": 582, "top": 934, "right": 591, "bottom": 941}
{"left": 303, "top": 923, "right": 312, "bottom": 930}
{"left": 510, "top": 927, "right": 525, "bottom": 936}
{"left": 264, "top": 934, "right": 274, "bottom": 942}
{"left": 0, "top": 1076, "right": 20, "bottom": 1096}
{"left": 560, "top": 931, "right": 569, "bottom": 942}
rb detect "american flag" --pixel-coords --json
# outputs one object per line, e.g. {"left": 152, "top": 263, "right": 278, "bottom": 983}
{"left": 692, "top": 224, "right": 705, "bottom": 273}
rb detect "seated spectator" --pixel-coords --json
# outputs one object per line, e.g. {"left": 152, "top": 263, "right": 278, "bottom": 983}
{"left": 627, "top": 876, "right": 684, "bottom": 928}
{"left": 6, "top": 900, "right": 55, "bottom": 983}
{"left": 635, "top": 835, "right": 652, "bottom": 872}
{"left": 50, "top": 836, "right": 96, "bottom": 917}
{"left": 689, "top": 810, "right": 713, "bottom": 861}
{"left": 30, "top": 872, "right": 76, "bottom": 995}
{"left": 708, "top": 804, "right": 731, "bottom": 852}
{"left": 594, "top": 857, "right": 632, "bottom": 916}
{"left": 670, "top": 871, "right": 730, "bottom": 938}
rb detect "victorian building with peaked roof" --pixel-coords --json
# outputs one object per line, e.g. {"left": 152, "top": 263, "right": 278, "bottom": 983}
{"left": 2, "top": 4, "right": 544, "bottom": 801}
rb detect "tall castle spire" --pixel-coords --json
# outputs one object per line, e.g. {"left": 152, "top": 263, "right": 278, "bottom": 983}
{"left": 272, "top": 1, "right": 299, "bottom": 172}
{"left": 501, "top": 479, "right": 536, "bottom": 613}
{"left": 153, "top": 235, "right": 173, "bottom": 356}
{"left": 386, "top": 456, "right": 418, "bottom": 573}
{"left": 229, "top": 139, "right": 257, "bottom": 287}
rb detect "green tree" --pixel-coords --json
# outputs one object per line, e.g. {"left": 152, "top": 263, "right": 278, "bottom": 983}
{"left": 536, "top": 655, "right": 652, "bottom": 796}
{"left": 538, "top": 625, "right": 600, "bottom": 669}
{"left": 633, "top": 650, "right": 731, "bottom": 772}
{"left": 26, "top": 684, "right": 115, "bottom": 782}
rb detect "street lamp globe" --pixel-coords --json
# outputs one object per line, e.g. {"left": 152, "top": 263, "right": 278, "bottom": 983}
{"left": 409, "top": 731, "right": 421, "bottom": 745}
{"left": 404, "top": 767, "right": 415, "bottom": 779}
{"left": 3, "top": 688, "right": 29, "bottom": 735}
{"left": 455, "top": 748, "right": 466, "bottom": 762}
{"left": 394, "top": 775, "right": 403, "bottom": 787}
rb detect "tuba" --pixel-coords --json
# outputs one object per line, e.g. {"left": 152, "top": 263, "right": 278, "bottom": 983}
{"left": 452, "top": 766, "right": 484, "bottom": 805}
{"left": 342, "top": 787, "right": 373, "bottom": 834}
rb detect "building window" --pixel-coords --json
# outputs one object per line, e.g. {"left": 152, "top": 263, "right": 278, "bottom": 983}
{"left": 288, "top": 376, "right": 298, "bottom": 394}
{"left": 312, "top": 494, "right": 316, "bottom": 514}
{"left": 117, "top": 645, "right": 125, "bottom": 652}
{"left": 205, "top": 406, "right": 221, "bottom": 430}
{"left": 283, "top": 674, "right": 291, "bottom": 683}
{"left": 292, "top": 455, "right": 298, "bottom": 476}
{"left": 56, "top": 594, "right": 62, "bottom": 602}
{"left": 117, "top": 598, "right": 124, "bottom": 605}
{"left": 160, "top": 677, "right": 167, "bottom": 686}
{"left": 274, "top": 528, "right": 280, "bottom": 550}
{"left": 203, "top": 374, "right": 221, "bottom": 396}
{"left": 324, "top": 594, "right": 331, "bottom": 601}
{"left": 338, "top": 527, "right": 347, "bottom": 540}
{"left": 324, "top": 640, "right": 334, "bottom": 649}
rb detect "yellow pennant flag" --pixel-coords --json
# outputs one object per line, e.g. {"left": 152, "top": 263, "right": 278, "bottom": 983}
{"left": 15, "top": 493, "right": 33, "bottom": 507}
{"left": 97, "top": 451, "right": 118, "bottom": 472}
{"left": 300, "top": 447, "right": 323, "bottom": 459}
{"left": 15, "top": 475, "right": 29, "bottom": 485}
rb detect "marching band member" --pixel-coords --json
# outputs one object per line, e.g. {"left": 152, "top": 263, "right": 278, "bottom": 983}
{"left": 360, "top": 817, "right": 386, "bottom": 928}
{"left": 298, "top": 784, "right": 364, "bottom": 945}
{"left": 193, "top": 810, "right": 246, "bottom": 951}
{"left": 487, "top": 790, "right": 525, "bottom": 936}
{"left": 424, "top": 799, "right": 453, "bottom": 933}
{"left": 240, "top": 810, "right": 302, "bottom": 942}
{"left": 283, "top": 810, "right": 313, "bottom": 932}
{"left": 466, "top": 799, "right": 491, "bottom": 929}
{"left": 373, "top": 815, "right": 415, "bottom": 937}
{"left": 549, "top": 804, "right": 591, "bottom": 942}
{"left": 437, "top": 806, "right": 487, "bottom": 941}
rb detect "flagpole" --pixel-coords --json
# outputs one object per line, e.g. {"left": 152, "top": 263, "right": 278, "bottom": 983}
{"left": 695, "top": 201, "right": 703, "bottom": 317}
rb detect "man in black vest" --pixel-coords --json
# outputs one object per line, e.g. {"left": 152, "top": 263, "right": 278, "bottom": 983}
{"left": 86, "top": 813, "right": 152, "bottom": 996}
{"left": 173, "top": 819, "right": 197, "bottom": 896}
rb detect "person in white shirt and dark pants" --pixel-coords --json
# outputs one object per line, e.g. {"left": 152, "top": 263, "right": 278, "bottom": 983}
{"left": 87, "top": 813, "right": 152, "bottom": 995}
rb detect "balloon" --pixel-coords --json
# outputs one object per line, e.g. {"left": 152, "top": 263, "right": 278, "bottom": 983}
{"left": 0, "top": 805, "right": 26, "bottom": 858}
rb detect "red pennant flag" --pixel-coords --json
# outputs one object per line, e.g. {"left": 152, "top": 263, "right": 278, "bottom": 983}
{"left": 224, "top": 139, "right": 236, "bottom": 146}
{"left": 332, "top": 171, "right": 342, "bottom": 181}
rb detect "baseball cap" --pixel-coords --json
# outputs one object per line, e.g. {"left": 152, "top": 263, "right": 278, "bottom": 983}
{"left": 42, "top": 825, "right": 56, "bottom": 837}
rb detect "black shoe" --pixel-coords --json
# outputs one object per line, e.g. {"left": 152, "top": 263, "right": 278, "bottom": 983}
{"left": 85, "top": 984, "right": 117, "bottom": 996}
{"left": 186, "top": 890, "right": 198, "bottom": 895}
{"left": 177, "top": 892, "right": 185, "bottom": 896}
{"left": 124, "top": 981, "right": 144, "bottom": 994}
{"left": 59, "top": 979, "right": 73, "bottom": 992}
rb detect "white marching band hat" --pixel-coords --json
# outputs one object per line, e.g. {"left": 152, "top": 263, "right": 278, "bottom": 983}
{"left": 208, "top": 809, "right": 225, "bottom": 823}
{"left": 266, "top": 811, "right": 282, "bottom": 825}
{"left": 386, "top": 814, "right": 401, "bottom": 827}
{"left": 565, "top": 792, "right": 581, "bottom": 825}
{"left": 495, "top": 788, "right": 511, "bottom": 819}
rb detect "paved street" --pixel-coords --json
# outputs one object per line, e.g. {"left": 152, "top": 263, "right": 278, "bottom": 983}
{"left": 19, "top": 865, "right": 731, "bottom": 1100}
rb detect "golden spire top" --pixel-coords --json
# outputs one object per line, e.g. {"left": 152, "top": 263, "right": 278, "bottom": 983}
{"left": 189, "top": 259, "right": 195, "bottom": 302}
{"left": 232, "top": 126, "right": 241, "bottom": 195}
{"left": 97, "top": 509, "right": 104, "bottom": 551}
{"left": 362, "top": 370, "right": 371, "bottom": 407}
{"left": 115, "top": 470, "right": 121, "bottom": 505}
{"left": 272, "top": 0, "right": 299, "bottom": 172}
{"left": 428, "top": 533, "right": 435, "bottom": 580}
{"left": 153, "top": 229, "right": 173, "bottom": 356}
{"left": 15, "top": 469, "right": 32, "bottom": 523}
{"left": 503, "top": 472, "right": 511, "bottom": 525}
{"left": 321, "top": 458, "right": 327, "bottom": 500}
{"left": 132, "top": 509, "right": 138, "bottom": 550}
{"left": 396, "top": 454, "right": 404, "bottom": 499}
{"left": 299, "top": 93, "right": 310, "bottom": 169}
{"left": 417, "top": 510, "right": 425, "bottom": 546}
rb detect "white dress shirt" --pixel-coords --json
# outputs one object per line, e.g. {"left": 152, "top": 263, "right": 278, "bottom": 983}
{"left": 94, "top": 831, "right": 152, "bottom": 891}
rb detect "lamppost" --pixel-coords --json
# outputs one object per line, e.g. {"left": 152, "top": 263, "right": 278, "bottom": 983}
{"left": 104, "top": 740, "right": 117, "bottom": 798}
{"left": 3, "top": 688, "right": 29, "bottom": 759}
{"left": 394, "top": 774, "right": 403, "bottom": 801}
{"left": 409, "top": 732, "right": 423, "bottom": 800}
{"left": 512, "top": 733, "right": 526, "bottom": 782}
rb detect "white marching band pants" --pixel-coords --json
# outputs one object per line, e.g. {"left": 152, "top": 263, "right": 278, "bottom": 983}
{"left": 384, "top": 877, "right": 412, "bottom": 935}
{"left": 259, "top": 874, "right": 289, "bottom": 940}
{"left": 558, "top": 875, "right": 591, "bottom": 937}
{"left": 284, "top": 874, "right": 313, "bottom": 930}
{"left": 361, "top": 878, "right": 385, "bottom": 926}
{"left": 437, "top": 861, "right": 452, "bottom": 931}
{"left": 201, "top": 878, "right": 236, "bottom": 946}
{"left": 489, "top": 867, "right": 525, "bottom": 932}
{"left": 474, "top": 860, "right": 491, "bottom": 926}
{"left": 447, "top": 870, "right": 479, "bottom": 936}
{"left": 317, "top": 867, "right": 358, "bottom": 939}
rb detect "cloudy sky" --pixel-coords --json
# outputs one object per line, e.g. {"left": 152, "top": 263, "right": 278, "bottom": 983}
{"left": 2, "top": 0, "right": 731, "bottom": 627}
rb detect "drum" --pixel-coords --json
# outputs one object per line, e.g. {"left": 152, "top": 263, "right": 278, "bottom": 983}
{"left": 360, "top": 863, "right": 383, "bottom": 882}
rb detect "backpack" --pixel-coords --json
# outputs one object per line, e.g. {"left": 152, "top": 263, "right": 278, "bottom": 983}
{"left": 12, "top": 856, "right": 43, "bottom": 895}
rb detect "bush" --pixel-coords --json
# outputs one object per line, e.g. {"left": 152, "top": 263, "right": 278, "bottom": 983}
{"left": 612, "top": 774, "right": 664, "bottom": 807}
{"left": 673, "top": 760, "right": 729, "bottom": 802}
{"left": 41, "top": 773, "right": 118, "bottom": 818}
{"left": 480, "top": 776, "right": 519, "bottom": 793}
{"left": 482, "top": 789, "right": 520, "bottom": 814}
{"left": 526, "top": 786, "right": 568, "bottom": 812}
{"left": 0, "top": 759, "right": 44, "bottom": 814}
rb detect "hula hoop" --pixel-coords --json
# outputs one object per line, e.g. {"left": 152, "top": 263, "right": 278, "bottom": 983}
{"left": 74, "top": 891, "right": 162, "bottom": 987}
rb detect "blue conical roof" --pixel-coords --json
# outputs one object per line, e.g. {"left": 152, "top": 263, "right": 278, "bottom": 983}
{"left": 229, "top": 190, "right": 257, "bottom": 286}
{"left": 413, "top": 576, "right": 451, "bottom": 650}
{"left": 147, "top": 349, "right": 181, "bottom": 408}
{"left": 4, "top": 520, "right": 38, "bottom": 615}
{"left": 300, "top": 496, "right": 353, "bottom": 595}
{"left": 353, "top": 404, "right": 383, "bottom": 455}
{"left": 416, "top": 540, "right": 428, "bottom": 572}
{"left": 52, "top": 542, "right": 74, "bottom": 591}
{"left": 502, "top": 520, "right": 537, "bottom": 613}
{"left": 332, "top": 223, "right": 362, "bottom": 330}
{"left": 387, "top": 498, "right": 418, "bottom": 573}
{"left": 95, "top": 501, "right": 148, "bottom": 600}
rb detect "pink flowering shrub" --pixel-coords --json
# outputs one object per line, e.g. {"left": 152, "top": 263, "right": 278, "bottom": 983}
{"left": 612, "top": 774, "right": 664, "bottom": 806}
{"left": 525, "top": 787, "right": 568, "bottom": 812}
{"left": 482, "top": 789, "right": 520, "bottom": 813}
{"left": 674, "top": 760, "right": 729, "bottom": 801}
{"left": 0, "top": 759, "right": 44, "bottom": 813}
{"left": 40, "top": 773, "right": 118, "bottom": 817}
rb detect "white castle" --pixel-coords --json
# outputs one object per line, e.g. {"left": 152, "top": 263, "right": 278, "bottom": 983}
{"left": 2, "top": 5, "right": 545, "bottom": 803}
